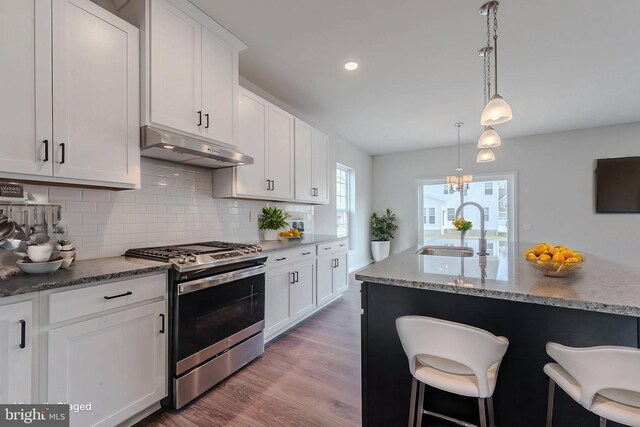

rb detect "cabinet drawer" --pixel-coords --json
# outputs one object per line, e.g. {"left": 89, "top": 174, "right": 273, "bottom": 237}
{"left": 266, "top": 246, "right": 315, "bottom": 268}
{"left": 317, "top": 239, "right": 349, "bottom": 255}
{"left": 49, "top": 273, "right": 166, "bottom": 324}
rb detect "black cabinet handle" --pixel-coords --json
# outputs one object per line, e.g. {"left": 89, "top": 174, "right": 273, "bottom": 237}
{"left": 19, "top": 320, "right": 26, "bottom": 349}
{"left": 270, "top": 180, "right": 275, "bottom": 191}
{"left": 197, "top": 111, "right": 202, "bottom": 126}
{"left": 276, "top": 257, "right": 287, "bottom": 261}
{"left": 104, "top": 291, "right": 132, "bottom": 300}
{"left": 205, "top": 113, "right": 210, "bottom": 128}
{"left": 294, "top": 271, "right": 299, "bottom": 283}
{"left": 336, "top": 258, "right": 340, "bottom": 268}
{"left": 290, "top": 272, "right": 296, "bottom": 284}
{"left": 43, "top": 140, "right": 49, "bottom": 162}
{"left": 302, "top": 252, "right": 311, "bottom": 256}
{"left": 266, "top": 180, "right": 271, "bottom": 191}
{"left": 59, "top": 143, "right": 65, "bottom": 164}
{"left": 159, "top": 314, "right": 165, "bottom": 334}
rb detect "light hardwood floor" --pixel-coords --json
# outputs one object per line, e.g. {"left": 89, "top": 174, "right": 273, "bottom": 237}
{"left": 137, "top": 281, "right": 362, "bottom": 427}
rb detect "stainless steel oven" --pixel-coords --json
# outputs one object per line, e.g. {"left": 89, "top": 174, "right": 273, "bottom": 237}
{"left": 124, "top": 241, "right": 267, "bottom": 409}
{"left": 173, "top": 263, "right": 265, "bottom": 408}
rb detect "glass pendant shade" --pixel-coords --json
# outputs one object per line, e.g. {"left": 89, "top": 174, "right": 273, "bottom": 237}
{"left": 480, "top": 94, "right": 513, "bottom": 125}
{"left": 477, "top": 148, "right": 496, "bottom": 163}
{"left": 477, "top": 126, "right": 501, "bottom": 148}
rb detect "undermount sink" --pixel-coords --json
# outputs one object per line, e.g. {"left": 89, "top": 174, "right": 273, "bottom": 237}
{"left": 416, "top": 245, "right": 475, "bottom": 257}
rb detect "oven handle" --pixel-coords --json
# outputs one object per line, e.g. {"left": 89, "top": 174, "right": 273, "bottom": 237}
{"left": 178, "top": 264, "right": 266, "bottom": 295}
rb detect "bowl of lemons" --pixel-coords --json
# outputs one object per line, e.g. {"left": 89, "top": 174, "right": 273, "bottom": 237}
{"left": 523, "top": 243, "right": 585, "bottom": 278}
{"left": 279, "top": 228, "right": 303, "bottom": 239}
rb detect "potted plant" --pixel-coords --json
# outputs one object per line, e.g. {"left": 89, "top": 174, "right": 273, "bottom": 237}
{"left": 259, "top": 206, "right": 288, "bottom": 241}
{"left": 370, "top": 208, "right": 398, "bottom": 262}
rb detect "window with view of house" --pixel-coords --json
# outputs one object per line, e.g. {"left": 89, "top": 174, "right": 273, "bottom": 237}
{"left": 429, "top": 207, "right": 435, "bottom": 224}
{"left": 485, "top": 182, "right": 493, "bottom": 195}
{"left": 484, "top": 207, "right": 490, "bottom": 221}
{"left": 447, "top": 208, "right": 455, "bottom": 222}
{"left": 336, "top": 164, "right": 354, "bottom": 245}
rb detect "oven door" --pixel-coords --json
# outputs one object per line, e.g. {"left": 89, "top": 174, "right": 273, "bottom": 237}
{"left": 175, "top": 264, "right": 265, "bottom": 375}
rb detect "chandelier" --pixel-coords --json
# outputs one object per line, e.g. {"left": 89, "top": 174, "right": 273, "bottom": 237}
{"left": 446, "top": 123, "right": 472, "bottom": 193}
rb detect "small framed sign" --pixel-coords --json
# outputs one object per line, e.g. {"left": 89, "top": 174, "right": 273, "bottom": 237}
{"left": 0, "top": 182, "right": 24, "bottom": 198}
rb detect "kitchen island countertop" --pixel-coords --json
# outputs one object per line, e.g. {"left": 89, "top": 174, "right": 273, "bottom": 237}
{"left": 0, "top": 256, "right": 169, "bottom": 298}
{"left": 355, "top": 242, "right": 640, "bottom": 316}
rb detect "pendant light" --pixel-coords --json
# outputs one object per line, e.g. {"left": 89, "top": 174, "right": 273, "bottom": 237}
{"left": 446, "top": 123, "right": 473, "bottom": 193}
{"left": 477, "top": 148, "right": 496, "bottom": 163}
{"left": 479, "top": 1, "right": 512, "bottom": 126}
{"left": 477, "top": 46, "right": 502, "bottom": 149}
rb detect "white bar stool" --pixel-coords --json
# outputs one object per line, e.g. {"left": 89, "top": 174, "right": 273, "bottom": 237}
{"left": 396, "top": 315, "right": 509, "bottom": 427}
{"left": 544, "top": 342, "right": 640, "bottom": 427}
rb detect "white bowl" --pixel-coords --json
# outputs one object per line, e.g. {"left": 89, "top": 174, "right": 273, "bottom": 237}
{"left": 16, "top": 259, "right": 63, "bottom": 274}
{"left": 27, "top": 245, "right": 53, "bottom": 262}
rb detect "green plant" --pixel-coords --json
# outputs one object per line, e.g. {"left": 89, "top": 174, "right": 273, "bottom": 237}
{"left": 371, "top": 208, "right": 398, "bottom": 241}
{"left": 453, "top": 217, "right": 473, "bottom": 232}
{"left": 259, "top": 206, "right": 289, "bottom": 230}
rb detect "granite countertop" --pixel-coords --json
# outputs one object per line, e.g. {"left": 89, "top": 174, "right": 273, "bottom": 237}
{"left": 355, "top": 241, "right": 640, "bottom": 317}
{"left": 0, "top": 257, "right": 170, "bottom": 299}
{"left": 255, "top": 234, "right": 346, "bottom": 253}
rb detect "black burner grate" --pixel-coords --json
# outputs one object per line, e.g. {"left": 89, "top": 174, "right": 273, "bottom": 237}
{"left": 125, "top": 241, "right": 251, "bottom": 261}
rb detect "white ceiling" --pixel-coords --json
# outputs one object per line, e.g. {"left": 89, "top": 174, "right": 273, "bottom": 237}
{"left": 190, "top": 0, "right": 640, "bottom": 155}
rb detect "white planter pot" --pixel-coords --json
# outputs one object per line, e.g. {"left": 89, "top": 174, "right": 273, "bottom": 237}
{"left": 371, "top": 241, "right": 391, "bottom": 262}
{"left": 262, "top": 229, "right": 279, "bottom": 241}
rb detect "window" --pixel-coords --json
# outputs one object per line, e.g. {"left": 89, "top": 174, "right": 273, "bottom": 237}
{"left": 336, "top": 164, "right": 354, "bottom": 242}
{"left": 484, "top": 207, "right": 490, "bottom": 221}
{"left": 428, "top": 207, "right": 435, "bottom": 224}
{"left": 484, "top": 182, "right": 494, "bottom": 195}
{"left": 447, "top": 208, "right": 455, "bottom": 222}
{"left": 443, "top": 185, "right": 451, "bottom": 195}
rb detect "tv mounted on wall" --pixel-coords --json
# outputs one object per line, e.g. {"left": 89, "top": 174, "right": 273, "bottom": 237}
{"left": 596, "top": 156, "right": 640, "bottom": 213}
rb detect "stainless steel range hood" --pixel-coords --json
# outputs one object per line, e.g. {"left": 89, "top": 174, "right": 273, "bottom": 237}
{"left": 140, "top": 126, "right": 253, "bottom": 169}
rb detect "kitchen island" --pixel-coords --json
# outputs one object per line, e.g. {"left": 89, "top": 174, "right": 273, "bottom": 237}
{"left": 355, "top": 242, "right": 640, "bottom": 427}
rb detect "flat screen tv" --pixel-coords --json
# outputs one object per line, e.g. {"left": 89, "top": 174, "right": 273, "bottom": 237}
{"left": 596, "top": 156, "right": 640, "bottom": 213}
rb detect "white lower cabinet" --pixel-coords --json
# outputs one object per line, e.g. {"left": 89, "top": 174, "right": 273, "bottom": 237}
{"left": 48, "top": 300, "right": 166, "bottom": 426}
{"left": 317, "top": 250, "right": 349, "bottom": 307}
{"left": 265, "top": 258, "right": 315, "bottom": 340}
{"left": 0, "top": 300, "right": 33, "bottom": 404}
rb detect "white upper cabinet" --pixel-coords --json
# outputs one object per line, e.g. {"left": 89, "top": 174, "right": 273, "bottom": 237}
{"left": 294, "top": 119, "right": 329, "bottom": 204}
{"left": 0, "top": 0, "right": 139, "bottom": 188}
{"left": 213, "top": 88, "right": 294, "bottom": 201}
{"left": 123, "top": 0, "right": 246, "bottom": 147}
{"left": 0, "top": 0, "right": 52, "bottom": 176}
{"left": 149, "top": 0, "right": 201, "bottom": 136}
{"left": 52, "top": 0, "right": 140, "bottom": 185}
{"left": 201, "top": 25, "right": 237, "bottom": 145}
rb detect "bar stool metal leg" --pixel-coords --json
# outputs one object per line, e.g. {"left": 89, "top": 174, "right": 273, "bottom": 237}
{"left": 599, "top": 417, "right": 607, "bottom": 427}
{"left": 546, "top": 378, "right": 556, "bottom": 427}
{"left": 478, "top": 398, "right": 487, "bottom": 427}
{"left": 416, "top": 382, "right": 425, "bottom": 427}
{"left": 487, "top": 395, "right": 495, "bottom": 427}
{"left": 408, "top": 377, "right": 417, "bottom": 427}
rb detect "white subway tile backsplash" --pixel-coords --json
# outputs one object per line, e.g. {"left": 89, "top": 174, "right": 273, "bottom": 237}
{"left": 25, "top": 158, "right": 313, "bottom": 260}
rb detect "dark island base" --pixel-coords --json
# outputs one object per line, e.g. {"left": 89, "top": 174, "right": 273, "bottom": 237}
{"left": 361, "top": 282, "right": 639, "bottom": 427}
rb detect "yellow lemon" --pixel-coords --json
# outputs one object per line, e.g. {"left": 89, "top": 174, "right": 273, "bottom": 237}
{"left": 538, "top": 254, "right": 551, "bottom": 262}
{"left": 526, "top": 253, "right": 537, "bottom": 260}
{"left": 533, "top": 246, "right": 547, "bottom": 256}
{"left": 552, "top": 253, "right": 565, "bottom": 263}
{"left": 565, "top": 257, "right": 579, "bottom": 264}
{"left": 560, "top": 250, "right": 574, "bottom": 259}
{"left": 573, "top": 253, "right": 583, "bottom": 262}
{"left": 548, "top": 247, "right": 559, "bottom": 255}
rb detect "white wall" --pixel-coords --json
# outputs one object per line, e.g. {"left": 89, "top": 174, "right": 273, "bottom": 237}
{"left": 240, "top": 78, "right": 374, "bottom": 271}
{"left": 373, "top": 122, "right": 640, "bottom": 268}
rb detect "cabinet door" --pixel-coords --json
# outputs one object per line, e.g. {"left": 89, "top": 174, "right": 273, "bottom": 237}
{"left": 316, "top": 255, "right": 335, "bottom": 307}
{"left": 267, "top": 104, "right": 295, "bottom": 200}
{"left": 265, "top": 264, "right": 293, "bottom": 337}
{"left": 0, "top": 0, "right": 52, "bottom": 176}
{"left": 150, "top": 0, "right": 201, "bottom": 135}
{"left": 0, "top": 300, "right": 32, "bottom": 404}
{"left": 292, "top": 260, "right": 315, "bottom": 320}
{"left": 333, "top": 252, "right": 349, "bottom": 294}
{"left": 201, "top": 25, "right": 237, "bottom": 146}
{"left": 312, "top": 129, "right": 329, "bottom": 203}
{"left": 52, "top": 0, "right": 139, "bottom": 185}
{"left": 294, "top": 119, "right": 314, "bottom": 202}
{"left": 236, "top": 89, "right": 268, "bottom": 197}
{"left": 48, "top": 301, "right": 166, "bottom": 427}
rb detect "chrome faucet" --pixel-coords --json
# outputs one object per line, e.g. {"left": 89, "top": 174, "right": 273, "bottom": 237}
{"left": 455, "top": 201, "right": 488, "bottom": 256}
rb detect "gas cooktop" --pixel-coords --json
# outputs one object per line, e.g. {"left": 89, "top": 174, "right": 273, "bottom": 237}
{"left": 125, "top": 241, "right": 265, "bottom": 272}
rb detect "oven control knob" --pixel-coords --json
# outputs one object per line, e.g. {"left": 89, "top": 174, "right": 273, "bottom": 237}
{"left": 188, "top": 255, "right": 197, "bottom": 263}
{"left": 256, "top": 246, "right": 263, "bottom": 252}
{"left": 250, "top": 247, "right": 257, "bottom": 253}
{"left": 178, "top": 257, "right": 186, "bottom": 264}
{"left": 244, "top": 248, "right": 250, "bottom": 254}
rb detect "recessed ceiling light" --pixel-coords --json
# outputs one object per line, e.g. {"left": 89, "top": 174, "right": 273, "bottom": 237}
{"left": 344, "top": 62, "right": 359, "bottom": 71}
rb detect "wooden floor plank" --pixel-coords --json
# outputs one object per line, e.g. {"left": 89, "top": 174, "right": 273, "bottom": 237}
{"left": 136, "top": 281, "right": 362, "bottom": 427}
